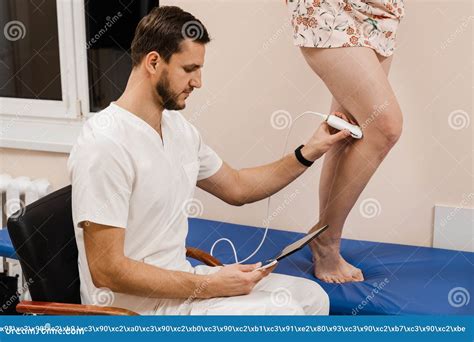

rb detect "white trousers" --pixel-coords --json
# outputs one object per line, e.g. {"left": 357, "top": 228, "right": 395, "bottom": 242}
{"left": 152, "top": 265, "right": 330, "bottom": 315}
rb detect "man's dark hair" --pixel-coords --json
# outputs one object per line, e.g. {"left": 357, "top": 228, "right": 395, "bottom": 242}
{"left": 130, "top": 6, "right": 210, "bottom": 67}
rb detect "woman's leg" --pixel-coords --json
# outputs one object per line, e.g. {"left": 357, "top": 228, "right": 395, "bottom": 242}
{"left": 301, "top": 47, "right": 403, "bottom": 283}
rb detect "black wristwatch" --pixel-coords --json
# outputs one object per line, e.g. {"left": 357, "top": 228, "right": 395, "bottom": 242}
{"left": 294, "top": 144, "right": 314, "bottom": 167}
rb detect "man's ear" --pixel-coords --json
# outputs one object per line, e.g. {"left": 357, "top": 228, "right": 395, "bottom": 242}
{"left": 144, "top": 51, "right": 162, "bottom": 75}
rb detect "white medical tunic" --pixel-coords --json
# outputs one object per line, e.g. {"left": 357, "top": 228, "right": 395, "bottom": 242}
{"left": 67, "top": 103, "right": 223, "bottom": 313}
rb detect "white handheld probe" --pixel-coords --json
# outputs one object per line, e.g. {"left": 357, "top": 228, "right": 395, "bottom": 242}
{"left": 309, "top": 111, "right": 363, "bottom": 139}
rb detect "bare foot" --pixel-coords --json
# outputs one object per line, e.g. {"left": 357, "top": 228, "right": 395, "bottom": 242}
{"left": 310, "top": 238, "right": 364, "bottom": 283}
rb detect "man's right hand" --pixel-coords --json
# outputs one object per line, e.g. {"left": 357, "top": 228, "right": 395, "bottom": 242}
{"left": 301, "top": 111, "right": 354, "bottom": 162}
{"left": 203, "top": 262, "right": 275, "bottom": 298}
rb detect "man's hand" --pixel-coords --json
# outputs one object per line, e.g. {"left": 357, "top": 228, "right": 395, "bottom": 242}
{"left": 197, "top": 112, "right": 356, "bottom": 206}
{"left": 203, "top": 262, "right": 275, "bottom": 298}
{"left": 301, "top": 111, "right": 354, "bottom": 161}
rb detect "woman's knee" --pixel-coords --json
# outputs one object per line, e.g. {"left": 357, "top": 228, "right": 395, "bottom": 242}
{"left": 362, "top": 108, "right": 403, "bottom": 151}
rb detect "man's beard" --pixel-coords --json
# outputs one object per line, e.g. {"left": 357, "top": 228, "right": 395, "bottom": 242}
{"left": 155, "top": 70, "right": 184, "bottom": 110}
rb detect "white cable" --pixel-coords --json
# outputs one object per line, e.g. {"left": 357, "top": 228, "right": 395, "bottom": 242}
{"left": 210, "top": 111, "right": 329, "bottom": 264}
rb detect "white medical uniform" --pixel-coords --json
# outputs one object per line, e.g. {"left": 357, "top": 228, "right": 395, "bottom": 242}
{"left": 68, "top": 103, "right": 329, "bottom": 315}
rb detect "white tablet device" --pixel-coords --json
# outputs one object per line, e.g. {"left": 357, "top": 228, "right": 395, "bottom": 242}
{"left": 254, "top": 224, "right": 329, "bottom": 271}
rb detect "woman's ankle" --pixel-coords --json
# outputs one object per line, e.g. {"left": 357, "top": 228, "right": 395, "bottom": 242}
{"left": 310, "top": 237, "right": 341, "bottom": 258}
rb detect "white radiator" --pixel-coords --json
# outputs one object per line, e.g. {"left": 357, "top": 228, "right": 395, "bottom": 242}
{"left": 0, "top": 174, "right": 51, "bottom": 302}
{"left": 0, "top": 174, "right": 51, "bottom": 227}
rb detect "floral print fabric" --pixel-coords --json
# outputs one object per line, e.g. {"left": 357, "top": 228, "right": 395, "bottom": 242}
{"left": 287, "top": 0, "right": 405, "bottom": 57}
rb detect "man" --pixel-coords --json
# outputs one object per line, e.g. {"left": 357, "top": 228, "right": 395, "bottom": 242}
{"left": 68, "top": 6, "right": 352, "bottom": 315}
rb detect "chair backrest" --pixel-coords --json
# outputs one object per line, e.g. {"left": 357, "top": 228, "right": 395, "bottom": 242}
{"left": 7, "top": 185, "right": 81, "bottom": 304}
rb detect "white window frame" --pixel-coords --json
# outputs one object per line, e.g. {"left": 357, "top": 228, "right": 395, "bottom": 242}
{"left": 0, "top": 0, "right": 85, "bottom": 153}
{"left": 72, "top": 0, "right": 91, "bottom": 117}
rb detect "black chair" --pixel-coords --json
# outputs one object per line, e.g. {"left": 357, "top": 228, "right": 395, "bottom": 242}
{"left": 7, "top": 185, "right": 222, "bottom": 315}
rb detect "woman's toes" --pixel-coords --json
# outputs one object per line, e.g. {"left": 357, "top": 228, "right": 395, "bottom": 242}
{"left": 332, "top": 274, "right": 345, "bottom": 284}
{"left": 353, "top": 269, "right": 364, "bottom": 281}
{"left": 318, "top": 273, "right": 335, "bottom": 283}
{"left": 343, "top": 274, "right": 355, "bottom": 282}
{"left": 337, "top": 276, "right": 348, "bottom": 283}
{"left": 325, "top": 277, "right": 334, "bottom": 283}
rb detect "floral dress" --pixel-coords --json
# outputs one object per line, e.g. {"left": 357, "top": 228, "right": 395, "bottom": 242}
{"left": 287, "top": 0, "right": 405, "bottom": 57}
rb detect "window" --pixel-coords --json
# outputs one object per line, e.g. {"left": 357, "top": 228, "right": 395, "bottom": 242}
{"left": 0, "top": 0, "right": 157, "bottom": 152}
{"left": 0, "top": 1, "right": 62, "bottom": 100}
{"left": 84, "top": 0, "right": 156, "bottom": 113}
{"left": 0, "top": 0, "right": 78, "bottom": 120}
